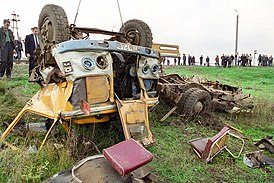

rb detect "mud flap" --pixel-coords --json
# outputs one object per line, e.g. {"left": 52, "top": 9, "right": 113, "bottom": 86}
{"left": 116, "top": 100, "right": 154, "bottom": 146}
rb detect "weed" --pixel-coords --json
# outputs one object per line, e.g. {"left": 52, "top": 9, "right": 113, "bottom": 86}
{"left": 0, "top": 64, "right": 273, "bottom": 182}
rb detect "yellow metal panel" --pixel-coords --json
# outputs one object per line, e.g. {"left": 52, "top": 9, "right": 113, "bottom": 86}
{"left": 73, "top": 115, "right": 110, "bottom": 124}
{"left": 152, "top": 43, "right": 180, "bottom": 58}
{"left": 116, "top": 100, "right": 154, "bottom": 146}
{"left": 0, "top": 81, "right": 74, "bottom": 145}
{"left": 126, "top": 103, "right": 146, "bottom": 124}
{"left": 86, "top": 76, "right": 110, "bottom": 104}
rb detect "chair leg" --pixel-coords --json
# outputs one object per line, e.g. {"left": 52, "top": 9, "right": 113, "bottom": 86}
{"left": 225, "top": 132, "right": 245, "bottom": 158}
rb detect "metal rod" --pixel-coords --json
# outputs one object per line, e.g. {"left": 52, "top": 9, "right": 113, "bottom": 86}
{"left": 117, "top": 0, "right": 124, "bottom": 27}
{"left": 73, "top": 0, "right": 82, "bottom": 25}
{"left": 234, "top": 10, "right": 239, "bottom": 65}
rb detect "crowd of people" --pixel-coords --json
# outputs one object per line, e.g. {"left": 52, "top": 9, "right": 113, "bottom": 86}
{"left": 162, "top": 53, "right": 273, "bottom": 68}
{"left": 0, "top": 19, "right": 39, "bottom": 79}
{"left": 258, "top": 54, "right": 273, "bottom": 67}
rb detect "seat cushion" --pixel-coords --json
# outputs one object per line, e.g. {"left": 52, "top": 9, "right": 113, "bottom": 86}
{"left": 103, "top": 139, "right": 153, "bottom": 176}
{"left": 189, "top": 138, "right": 209, "bottom": 156}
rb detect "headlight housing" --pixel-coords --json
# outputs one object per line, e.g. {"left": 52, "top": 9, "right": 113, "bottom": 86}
{"left": 82, "top": 57, "right": 95, "bottom": 70}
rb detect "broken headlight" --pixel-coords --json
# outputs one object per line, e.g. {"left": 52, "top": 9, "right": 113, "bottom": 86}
{"left": 82, "top": 57, "right": 95, "bottom": 70}
{"left": 151, "top": 64, "right": 160, "bottom": 75}
{"left": 142, "top": 65, "right": 150, "bottom": 74}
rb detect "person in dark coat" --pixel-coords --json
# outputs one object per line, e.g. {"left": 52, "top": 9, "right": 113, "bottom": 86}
{"left": 14, "top": 37, "right": 23, "bottom": 60}
{"left": 192, "top": 56, "right": 195, "bottom": 65}
{"left": 258, "top": 54, "right": 262, "bottom": 66}
{"left": 199, "top": 55, "right": 203, "bottom": 66}
{"left": 206, "top": 56, "right": 210, "bottom": 66}
{"left": 215, "top": 55, "right": 220, "bottom": 67}
{"left": 183, "top": 54, "right": 186, "bottom": 65}
{"left": 0, "top": 19, "right": 15, "bottom": 79}
{"left": 25, "top": 26, "right": 39, "bottom": 76}
{"left": 188, "top": 54, "right": 191, "bottom": 65}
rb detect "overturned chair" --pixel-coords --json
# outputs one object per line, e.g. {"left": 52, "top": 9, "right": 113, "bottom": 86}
{"left": 45, "top": 139, "right": 157, "bottom": 183}
{"left": 189, "top": 126, "right": 245, "bottom": 163}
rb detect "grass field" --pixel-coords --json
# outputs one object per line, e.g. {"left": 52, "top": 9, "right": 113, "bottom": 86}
{"left": 0, "top": 64, "right": 273, "bottom": 182}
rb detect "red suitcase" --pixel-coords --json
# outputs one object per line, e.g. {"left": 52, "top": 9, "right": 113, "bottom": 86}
{"left": 103, "top": 139, "right": 153, "bottom": 176}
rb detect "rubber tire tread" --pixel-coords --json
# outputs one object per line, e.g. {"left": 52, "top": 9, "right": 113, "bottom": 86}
{"left": 38, "top": 4, "right": 70, "bottom": 48}
{"left": 178, "top": 88, "right": 212, "bottom": 116}
{"left": 119, "top": 19, "right": 153, "bottom": 48}
{"left": 177, "top": 88, "right": 198, "bottom": 113}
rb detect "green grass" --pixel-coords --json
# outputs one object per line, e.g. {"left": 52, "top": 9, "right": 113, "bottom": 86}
{"left": 0, "top": 64, "right": 273, "bottom": 182}
{"left": 166, "top": 66, "right": 274, "bottom": 100}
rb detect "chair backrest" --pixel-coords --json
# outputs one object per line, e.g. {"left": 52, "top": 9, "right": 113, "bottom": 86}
{"left": 202, "top": 126, "right": 230, "bottom": 160}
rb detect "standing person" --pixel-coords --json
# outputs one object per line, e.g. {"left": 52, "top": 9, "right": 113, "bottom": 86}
{"left": 205, "top": 56, "right": 210, "bottom": 66}
{"left": 188, "top": 54, "right": 191, "bottom": 65}
{"left": 0, "top": 19, "right": 15, "bottom": 79}
{"left": 268, "top": 55, "right": 273, "bottom": 67}
{"left": 174, "top": 58, "right": 177, "bottom": 65}
{"left": 25, "top": 27, "right": 39, "bottom": 76}
{"left": 228, "top": 55, "right": 232, "bottom": 68}
{"left": 178, "top": 56, "right": 181, "bottom": 65}
{"left": 199, "top": 55, "right": 203, "bottom": 66}
{"left": 183, "top": 54, "right": 186, "bottom": 65}
{"left": 237, "top": 55, "right": 241, "bottom": 66}
{"left": 230, "top": 54, "right": 234, "bottom": 67}
{"left": 14, "top": 37, "right": 23, "bottom": 60}
{"left": 215, "top": 55, "right": 220, "bottom": 67}
{"left": 265, "top": 55, "right": 268, "bottom": 66}
{"left": 241, "top": 54, "right": 247, "bottom": 66}
{"left": 192, "top": 56, "right": 195, "bottom": 65}
{"left": 221, "top": 54, "right": 225, "bottom": 67}
{"left": 248, "top": 54, "right": 252, "bottom": 67}
{"left": 258, "top": 54, "right": 262, "bottom": 66}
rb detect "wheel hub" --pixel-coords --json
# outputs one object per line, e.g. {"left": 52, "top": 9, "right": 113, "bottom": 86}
{"left": 126, "top": 29, "right": 140, "bottom": 45}
{"left": 194, "top": 101, "right": 203, "bottom": 113}
{"left": 41, "top": 18, "right": 54, "bottom": 44}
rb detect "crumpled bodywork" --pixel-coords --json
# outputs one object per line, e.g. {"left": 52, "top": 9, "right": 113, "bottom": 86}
{"left": 0, "top": 40, "right": 160, "bottom": 147}
{"left": 158, "top": 74, "right": 253, "bottom": 113}
{"left": 0, "top": 81, "right": 73, "bottom": 145}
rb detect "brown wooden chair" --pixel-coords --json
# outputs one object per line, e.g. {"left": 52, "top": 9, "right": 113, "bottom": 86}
{"left": 189, "top": 126, "right": 244, "bottom": 163}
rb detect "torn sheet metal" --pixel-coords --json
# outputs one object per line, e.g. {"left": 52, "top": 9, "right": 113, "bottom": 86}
{"left": 243, "top": 150, "right": 274, "bottom": 168}
{"left": 158, "top": 74, "right": 254, "bottom": 115}
{"left": 255, "top": 136, "right": 274, "bottom": 153}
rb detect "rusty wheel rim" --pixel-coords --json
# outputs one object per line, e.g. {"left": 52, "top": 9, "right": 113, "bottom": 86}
{"left": 41, "top": 17, "right": 54, "bottom": 45}
{"left": 126, "top": 29, "right": 140, "bottom": 45}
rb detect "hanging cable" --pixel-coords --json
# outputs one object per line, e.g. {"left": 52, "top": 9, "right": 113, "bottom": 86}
{"left": 117, "top": 0, "right": 124, "bottom": 27}
{"left": 73, "top": 0, "right": 82, "bottom": 25}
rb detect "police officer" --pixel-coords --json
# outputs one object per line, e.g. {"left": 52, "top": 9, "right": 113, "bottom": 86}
{"left": 0, "top": 19, "right": 15, "bottom": 79}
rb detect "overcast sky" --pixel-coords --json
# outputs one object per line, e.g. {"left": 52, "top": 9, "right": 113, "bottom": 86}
{"left": 0, "top": 0, "right": 274, "bottom": 61}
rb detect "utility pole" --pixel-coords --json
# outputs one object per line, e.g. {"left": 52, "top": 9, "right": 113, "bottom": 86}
{"left": 11, "top": 11, "right": 20, "bottom": 39}
{"left": 234, "top": 10, "right": 239, "bottom": 66}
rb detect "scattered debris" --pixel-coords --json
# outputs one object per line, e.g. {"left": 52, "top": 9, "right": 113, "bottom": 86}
{"left": 53, "top": 143, "right": 64, "bottom": 150}
{"left": 3, "top": 141, "right": 19, "bottom": 151}
{"left": 45, "top": 139, "right": 159, "bottom": 183}
{"left": 158, "top": 74, "right": 254, "bottom": 118}
{"left": 243, "top": 150, "right": 274, "bottom": 168}
{"left": 189, "top": 126, "right": 245, "bottom": 163}
{"left": 254, "top": 136, "right": 274, "bottom": 153}
{"left": 26, "top": 123, "right": 47, "bottom": 133}
{"left": 160, "top": 106, "right": 177, "bottom": 122}
{"left": 26, "top": 145, "right": 38, "bottom": 154}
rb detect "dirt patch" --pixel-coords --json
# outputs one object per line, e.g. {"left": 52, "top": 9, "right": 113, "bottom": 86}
{"left": 167, "top": 112, "right": 225, "bottom": 132}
